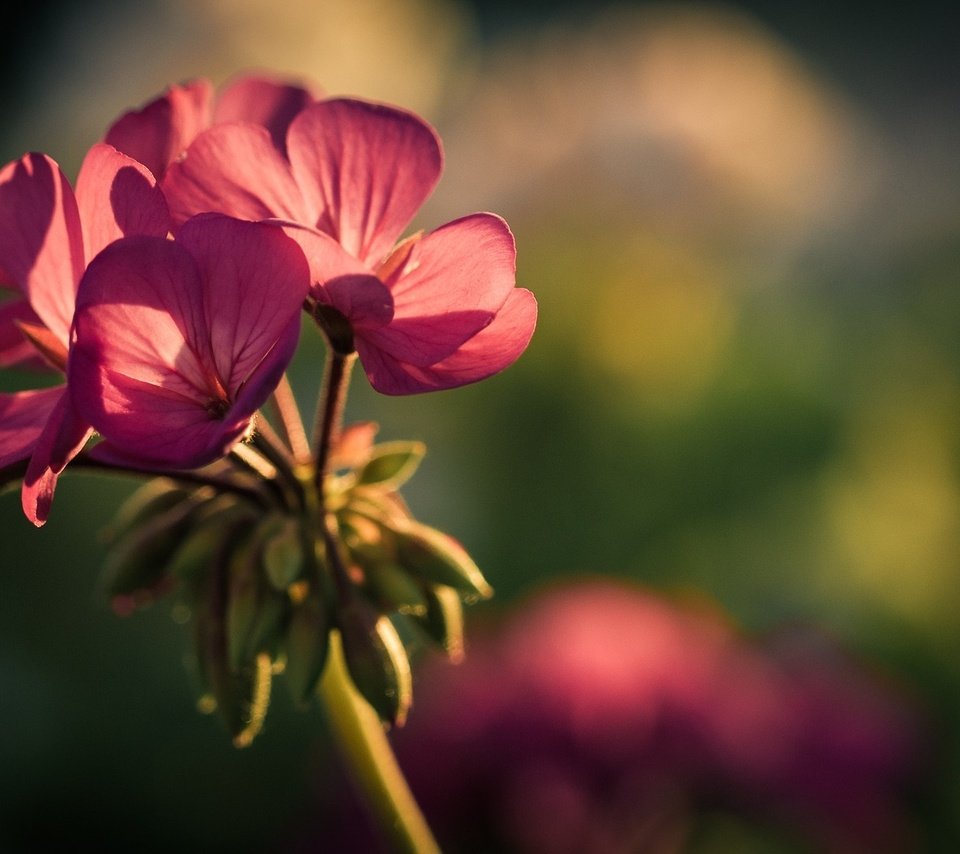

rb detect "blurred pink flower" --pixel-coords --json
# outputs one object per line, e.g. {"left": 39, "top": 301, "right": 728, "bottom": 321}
{"left": 0, "top": 144, "right": 169, "bottom": 524}
{"left": 162, "top": 97, "right": 536, "bottom": 394}
{"left": 103, "top": 73, "right": 319, "bottom": 181}
{"left": 304, "top": 581, "right": 923, "bottom": 853}
{"left": 67, "top": 214, "right": 309, "bottom": 469}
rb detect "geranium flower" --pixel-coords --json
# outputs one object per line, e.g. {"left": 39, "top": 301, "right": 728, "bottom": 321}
{"left": 162, "top": 98, "right": 537, "bottom": 394}
{"left": 0, "top": 144, "right": 170, "bottom": 524}
{"left": 103, "top": 73, "right": 318, "bottom": 182}
{"left": 67, "top": 214, "right": 310, "bottom": 469}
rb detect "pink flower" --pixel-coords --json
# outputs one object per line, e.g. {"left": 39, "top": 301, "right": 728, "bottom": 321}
{"left": 0, "top": 144, "right": 170, "bottom": 524}
{"left": 103, "top": 73, "right": 319, "bottom": 182}
{"left": 162, "top": 98, "right": 537, "bottom": 394}
{"left": 67, "top": 215, "right": 310, "bottom": 469}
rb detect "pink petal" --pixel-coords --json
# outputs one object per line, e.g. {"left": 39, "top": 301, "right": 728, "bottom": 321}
{"left": 176, "top": 215, "right": 309, "bottom": 392}
{"left": 0, "top": 386, "right": 64, "bottom": 468}
{"left": 0, "top": 296, "right": 46, "bottom": 367}
{"left": 104, "top": 79, "right": 214, "bottom": 181}
{"left": 283, "top": 224, "right": 393, "bottom": 328}
{"left": 21, "top": 389, "right": 92, "bottom": 526}
{"left": 214, "top": 74, "right": 318, "bottom": 155}
{"left": 359, "top": 288, "right": 537, "bottom": 394}
{"left": 162, "top": 124, "right": 306, "bottom": 227}
{"left": 70, "top": 235, "right": 219, "bottom": 401}
{"left": 0, "top": 153, "right": 85, "bottom": 345}
{"left": 69, "top": 220, "right": 307, "bottom": 468}
{"left": 287, "top": 99, "right": 442, "bottom": 266}
{"left": 74, "top": 143, "right": 171, "bottom": 261}
{"left": 361, "top": 213, "right": 517, "bottom": 366}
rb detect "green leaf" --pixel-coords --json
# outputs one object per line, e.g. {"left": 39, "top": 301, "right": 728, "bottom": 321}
{"left": 356, "top": 441, "right": 426, "bottom": 489}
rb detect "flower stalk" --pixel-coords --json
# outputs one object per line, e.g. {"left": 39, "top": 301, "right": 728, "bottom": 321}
{"left": 319, "top": 633, "right": 441, "bottom": 854}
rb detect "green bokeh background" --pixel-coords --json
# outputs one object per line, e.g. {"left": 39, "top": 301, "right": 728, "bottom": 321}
{"left": 1, "top": 0, "right": 958, "bottom": 849}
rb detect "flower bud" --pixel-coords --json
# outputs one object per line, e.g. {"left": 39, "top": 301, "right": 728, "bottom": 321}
{"left": 283, "top": 585, "right": 332, "bottom": 707}
{"left": 394, "top": 522, "right": 493, "bottom": 602}
{"left": 338, "top": 598, "right": 412, "bottom": 728}
{"left": 411, "top": 584, "right": 465, "bottom": 663}
{"left": 262, "top": 517, "right": 305, "bottom": 591}
{"left": 101, "top": 488, "right": 213, "bottom": 612}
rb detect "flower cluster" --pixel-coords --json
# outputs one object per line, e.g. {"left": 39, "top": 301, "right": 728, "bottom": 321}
{"left": 0, "top": 73, "right": 535, "bottom": 742}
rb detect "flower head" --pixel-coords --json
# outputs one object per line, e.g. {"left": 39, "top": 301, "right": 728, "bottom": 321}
{"left": 0, "top": 144, "right": 170, "bottom": 523}
{"left": 162, "top": 97, "right": 536, "bottom": 394}
{"left": 68, "top": 214, "right": 309, "bottom": 469}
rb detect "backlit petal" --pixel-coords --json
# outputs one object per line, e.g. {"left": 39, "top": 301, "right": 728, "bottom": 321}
{"left": 360, "top": 288, "right": 537, "bottom": 394}
{"left": 0, "top": 386, "right": 63, "bottom": 468}
{"left": 104, "top": 79, "right": 214, "bottom": 181}
{"left": 288, "top": 99, "right": 442, "bottom": 265}
{"left": 163, "top": 124, "right": 305, "bottom": 227}
{"left": 360, "top": 213, "right": 516, "bottom": 366}
{"left": 0, "top": 297, "right": 45, "bottom": 367}
{"left": 214, "top": 74, "right": 318, "bottom": 155}
{"left": 176, "top": 215, "right": 309, "bottom": 392}
{"left": 0, "top": 153, "right": 85, "bottom": 345}
{"left": 282, "top": 224, "right": 393, "bottom": 328}
{"left": 21, "top": 389, "right": 92, "bottom": 526}
{"left": 75, "top": 143, "right": 171, "bottom": 261}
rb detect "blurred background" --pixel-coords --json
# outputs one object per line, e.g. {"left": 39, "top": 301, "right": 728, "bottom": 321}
{"left": 1, "top": 0, "right": 958, "bottom": 850}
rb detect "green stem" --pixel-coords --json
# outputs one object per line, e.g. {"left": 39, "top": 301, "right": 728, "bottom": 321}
{"left": 319, "top": 633, "right": 440, "bottom": 854}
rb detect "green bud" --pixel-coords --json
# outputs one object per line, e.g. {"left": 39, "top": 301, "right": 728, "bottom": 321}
{"left": 394, "top": 523, "right": 493, "bottom": 602}
{"left": 360, "top": 559, "right": 428, "bottom": 617}
{"left": 412, "top": 584, "right": 465, "bottom": 663}
{"left": 191, "top": 554, "right": 273, "bottom": 747}
{"left": 283, "top": 587, "right": 331, "bottom": 707}
{"left": 166, "top": 497, "right": 257, "bottom": 583}
{"left": 101, "top": 491, "right": 211, "bottom": 611}
{"left": 103, "top": 478, "right": 197, "bottom": 545}
{"left": 226, "top": 533, "right": 289, "bottom": 670}
{"left": 356, "top": 441, "right": 426, "bottom": 490}
{"left": 339, "top": 602, "right": 412, "bottom": 728}
{"left": 262, "top": 518, "right": 305, "bottom": 590}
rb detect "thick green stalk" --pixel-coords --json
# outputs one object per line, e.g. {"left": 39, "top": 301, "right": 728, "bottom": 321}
{"left": 310, "top": 339, "right": 438, "bottom": 852}
{"left": 319, "top": 633, "right": 440, "bottom": 854}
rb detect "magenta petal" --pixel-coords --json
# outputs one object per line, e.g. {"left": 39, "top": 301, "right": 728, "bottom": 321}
{"left": 361, "top": 213, "right": 517, "bottom": 366}
{"left": 283, "top": 225, "right": 393, "bottom": 328}
{"left": 0, "top": 385, "right": 64, "bottom": 468}
{"left": 75, "top": 143, "right": 171, "bottom": 261}
{"left": 0, "top": 297, "right": 45, "bottom": 367}
{"left": 21, "top": 389, "right": 92, "bottom": 526}
{"left": 162, "top": 124, "right": 305, "bottom": 227}
{"left": 214, "top": 74, "right": 317, "bottom": 155}
{"left": 70, "top": 220, "right": 307, "bottom": 468}
{"left": 287, "top": 99, "right": 443, "bottom": 266}
{"left": 69, "top": 236, "right": 231, "bottom": 465}
{"left": 104, "top": 79, "right": 214, "bottom": 181}
{"left": 0, "top": 153, "right": 85, "bottom": 345}
{"left": 359, "top": 288, "right": 537, "bottom": 394}
{"left": 176, "top": 215, "right": 309, "bottom": 391}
